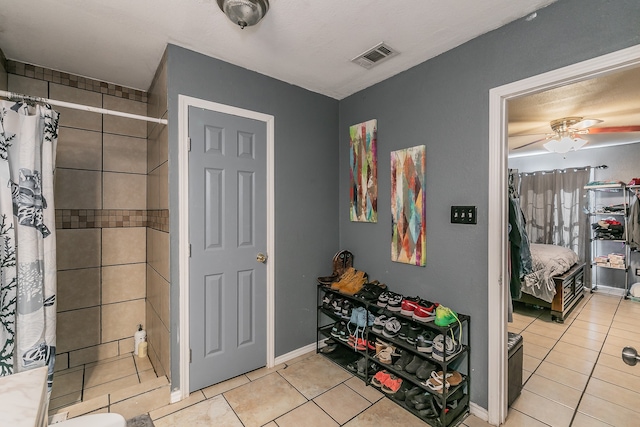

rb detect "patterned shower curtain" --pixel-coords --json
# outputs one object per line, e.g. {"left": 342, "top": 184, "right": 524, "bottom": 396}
{"left": 0, "top": 100, "right": 58, "bottom": 392}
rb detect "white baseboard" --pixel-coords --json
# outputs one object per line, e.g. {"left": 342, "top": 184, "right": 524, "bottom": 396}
{"left": 469, "top": 402, "right": 489, "bottom": 422}
{"left": 170, "top": 389, "right": 182, "bottom": 404}
{"left": 274, "top": 342, "right": 318, "bottom": 365}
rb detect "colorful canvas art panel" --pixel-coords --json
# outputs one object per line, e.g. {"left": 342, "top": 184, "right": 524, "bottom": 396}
{"left": 391, "top": 145, "right": 426, "bottom": 266}
{"left": 349, "top": 119, "right": 378, "bottom": 222}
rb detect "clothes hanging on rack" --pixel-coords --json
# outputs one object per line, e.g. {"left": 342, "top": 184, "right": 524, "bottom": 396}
{"left": 508, "top": 169, "right": 532, "bottom": 301}
{"left": 628, "top": 195, "right": 640, "bottom": 250}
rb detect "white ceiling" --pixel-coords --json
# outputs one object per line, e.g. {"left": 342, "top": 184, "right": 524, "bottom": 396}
{"left": 0, "top": 0, "right": 557, "bottom": 100}
{"left": 508, "top": 65, "right": 640, "bottom": 157}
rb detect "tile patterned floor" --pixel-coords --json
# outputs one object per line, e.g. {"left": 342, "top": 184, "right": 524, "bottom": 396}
{"left": 51, "top": 288, "right": 640, "bottom": 426}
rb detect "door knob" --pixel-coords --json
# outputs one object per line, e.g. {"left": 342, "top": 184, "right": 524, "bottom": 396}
{"left": 256, "top": 253, "right": 267, "bottom": 263}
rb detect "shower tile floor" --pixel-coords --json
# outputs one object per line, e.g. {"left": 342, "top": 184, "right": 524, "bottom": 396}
{"left": 50, "top": 352, "right": 159, "bottom": 413}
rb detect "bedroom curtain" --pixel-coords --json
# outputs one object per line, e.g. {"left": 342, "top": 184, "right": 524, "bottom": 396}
{"left": 0, "top": 100, "right": 58, "bottom": 394}
{"left": 518, "top": 167, "right": 590, "bottom": 263}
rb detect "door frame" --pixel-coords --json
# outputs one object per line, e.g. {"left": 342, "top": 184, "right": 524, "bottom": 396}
{"left": 177, "top": 95, "right": 275, "bottom": 401}
{"left": 487, "top": 43, "right": 640, "bottom": 425}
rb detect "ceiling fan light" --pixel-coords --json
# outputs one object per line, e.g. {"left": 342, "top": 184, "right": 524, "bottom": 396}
{"left": 217, "top": 0, "right": 269, "bottom": 29}
{"left": 543, "top": 135, "right": 588, "bottom": 154}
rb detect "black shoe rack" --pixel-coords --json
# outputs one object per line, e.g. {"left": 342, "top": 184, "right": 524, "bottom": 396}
{"left": 316, "top": 285, "right": 470, "bottom": 427}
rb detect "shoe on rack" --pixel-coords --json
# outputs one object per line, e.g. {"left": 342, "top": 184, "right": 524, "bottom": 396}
{"left": 372, "top": 314, "right": 388, "bottom": 333}
{"left": 371, "top": 370, "right": 392, "bottom": 387}
{"left": 330, "top": 321, "right": 342, "bottom": 338}
{"left": 413, "top": 299, "right": 437, "bottom": 322}
{"left": 341, "top": 300, "right": 353, "bottom": 320}
{"left": 397, "top": 320, "right": 410, "bottom": 341}
{"left": 322, "top": 292, "right": 334, "bottom": 310}
{"left": 431, "top": 332, "right": 463, "bottom": 361}
{"left": 406, "top": 324, "right": 421, "bottom": 345}
{"left": 386, "top": 293, "right": 403, "bottom": 312}
{"left": 392, "top": 349, "right": 413, "bottom": 371}
{"left": 434, "top": 304, "right": 459, "bottom": 327}
{"left": 377, "top": 291, "right": 392, "bottom": 307}
{"left": 319, "top": 338, "right": 338, "bottom": 354}
{"left": 416, "top": 330, "right": 436, "bottom": 354}
{"left": 416, "top": 360, "right": 436, "bottom": 380}
{"left": 381, "top": 375, "right": 403, "bottom": 394}
{"left": 400, "top": 296, "right": 421, "bottom": 316}
{"left": 382, "top": 317, "right": 401, "bottom": 339}
{"left": 404, "top": 355, "right": 423, "bottom": 374}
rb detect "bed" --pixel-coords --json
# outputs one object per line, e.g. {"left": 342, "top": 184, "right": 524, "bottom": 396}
{"left": 515, "top": 244, "right": 586, "bottom": 322}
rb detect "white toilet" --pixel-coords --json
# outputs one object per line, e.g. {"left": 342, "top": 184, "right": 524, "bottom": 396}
{"left": 52, "top": 413, "right": 126, "bottom": 427}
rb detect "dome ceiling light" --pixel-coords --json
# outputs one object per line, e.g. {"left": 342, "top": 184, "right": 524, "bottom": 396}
{"left": 217, "top": 0, "right": 269, "bottom": 29}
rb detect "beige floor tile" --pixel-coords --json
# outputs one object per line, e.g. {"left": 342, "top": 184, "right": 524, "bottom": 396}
{"left": 585, "top": 377, "right": 640, "bottom": 413}
{"left": 522, "top": 374, "right": 582, "bottom": 409}
{"left": 462, "top": 414, "right": 493, "bottom": 427}
{"left": 139, "top": 369, "right": 159, "bottom": 383}
{"left": 544, "top": 349, "right": 595, "bottom": 375}
{"left": 314, "top": 383, "right": 371, "bottom": 424}
{"left": 224, "top": 373, "right": 307, "bottom": 427}
{"left": 278, "top": 354, "right": 352, "bottom": 399}
{"left": 520, "top": 331, "right": 557, "bottom": 349}
{"left": 277, "top": 401, "right": 339, "bottom": 427}
{"left": 245, "top": 363, "right": 286, "bottom": 381}
{"left": 83, "top": 373, "right": 140, "bottom": 400}
{"left": 592, "top": 363, "right": 640, "bottom": 393}
{"left": 134, "top": 354, "right": 154, "bottom": 372}
{"left": 501, "top": 409, "right": 549, "bottom": 426}
{"left": 84, "top": 356, "right": 136, "bottom": 388}
{"left": 508, "top": 325, "right": 524, "bottom": 334}
{"left": 149, "top": 390, "right": 205, "bottom": 420}
{"left": 342, "top": 397, "right": 428, "bottom": 427}
{"left": 284, "top": 350, "right": 318, "bottom": 367}
{"left": 511, "top": 389, "right": 574, "bottom": 426}
{"left": 110, "top": 384, "right": 169, "bottom": 420}
{"left": 609, "top": 320, "right": 639, "bottom": 334}
{"left": 553, "top": 341, "right": 600, "bottom": 363}
{"left": 201, "top": 374, "right": 250, "bottom": 398}
{"left": 578, "top": 392, "right": 639, "bottom": 427}
{"left": 344, "top": 377, "right": 384, "bottom": 403}
{"left": 59, "top": 395, "right": 109, "bottom": 418}
{"left": 154, "top": 395, "right": 243, "bottom": 427}
{"left": 523, "top": 369, "right": 534, "bottom": 384}
{"left": 596, "top": 353, "right": 640, "bottom": 379}
{"left": 571, "top": 412, "right": 615, "bottom": 426}
{"left": 570, "top": 319, "right": 610, "bottom": 334}
{"left": 612, "top": 312, "right": 638, "bottom": 325}
{"left": 523, "top": 342, "right": 550, "bottom": 360}
{"left": 509, "top": 317, "right": 534, "bottom": 331}
{"left": 263, "top": 423, "right": 278, "bottom": 427}
{"left": 535, "top": 361, "right": 590, "bottom": 391}
{"left": 49, "top": 391, "right": 82, "bottom": 412}
{"left": 607, "top": 326, "right": 640, "bottom": 342}
{"left": 559, "top": 333, "right": 604, "bottom": 352}
{"left": 602, "top": 334, "right": 640, "bottom": 357}
{"left": 525, "top": 322, "right": 566, "bottom": 340}
{"left": 110, "top": 375, "right": 169, "bottom": 403}
{"left": 566, "top": 324, "right": 608, "bottom": 342}
{"left": 523, "top": 354, "right": 543, "bottom": 372}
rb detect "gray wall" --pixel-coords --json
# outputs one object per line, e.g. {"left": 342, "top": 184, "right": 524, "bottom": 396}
{"left": 166, "top": 45, "right": 339, "bottom": 388}
{"left": 338, "top": 0, "right": 640, "bottom": 409}
{"left": 510, "top": 143, "right": 640, "bottom": 291}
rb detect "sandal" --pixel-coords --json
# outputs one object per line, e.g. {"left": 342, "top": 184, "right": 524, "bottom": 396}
{"left": 371, "top": 370, "right": 391, "bottom": 387}
{"left": 375, "top": 344, "right": 395, "bottom": 364}
{"left": 423, "top": 373, "right": 450, "bottom": 393}
{"left": 431, "top": 370, "right": 463, "bottom": 386}
{"left": 381, "top": 375, "right": 403, "bottom": 394}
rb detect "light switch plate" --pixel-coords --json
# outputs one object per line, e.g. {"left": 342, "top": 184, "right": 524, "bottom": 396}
{"left": 451, "top": 206, "right": 477, "bottom": 224}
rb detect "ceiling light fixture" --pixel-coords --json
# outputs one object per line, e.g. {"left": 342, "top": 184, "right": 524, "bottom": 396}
{"left": 217, "top": 0, "right": 269, "bottom": 29}
{"left": 543, "top": 117, "right": 589, "bottom": 154}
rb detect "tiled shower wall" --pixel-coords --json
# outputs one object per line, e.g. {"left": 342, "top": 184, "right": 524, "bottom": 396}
{"left": 6, "top": 60, "right": 150, "bottom": 370}
{"left": 146, "top": 51, "right": 170, "bottom": 379}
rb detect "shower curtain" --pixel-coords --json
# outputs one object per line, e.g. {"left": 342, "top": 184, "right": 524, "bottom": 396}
{"left": 0, "top": 100, "right": 58, "bottom": 392}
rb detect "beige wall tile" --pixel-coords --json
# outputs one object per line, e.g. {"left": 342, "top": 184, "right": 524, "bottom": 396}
{"left": 55, "top": 169, "right": 102, "bottom": 209}
{"left": 56, "top": 127, "right": 102, "bottom": 171}
{"left": 147, "top": 167, "right": 159, "bottom": 210}
{"left": 159, "top": 322, "right": 170, "bottom": 378}
{"left": 147, "top": 265, "right": 169, "bottom": 328}
{"left": 103, "top": 95, "right": 147, "bottom": 138}
{"left": 63, "top": 395, "right": 109, "bottom": 418}
{"left": 104, "top": 134, "right": 147, "bottom": 174}
{"left": 147, "top": 228, "right": 169, "bottom": 281}
{"left": 8, "top": 74, "right": 48, "bottom": 97}
{"left": 57, "top": 268, "right": 100, "bottom": 312}
{"left": 51, "top": 368, "right": 84, "bottom": 399}
{"left": 119, "top": 336, "right": 135, "bottom": 355}
{"left": 103, "top": 172, "right": 146, "bottom": 210}
{"left": 158, "top": 162, "right": 168, "bottom": 210}
{"left": 57, "top": 307, "right": 100, "bottom": 353}
{"left": 84, "top": 374, "right": 140, "bottom": 401}
{"left": 147, "top": 124, "right": 168, "bottom": 173}
{"left": 57, "top": 229, "right": 101, "bottom": 270}
{"left": 110, "top": 385, "right": 169, "bottom": 420}
{"left": 49, "top": 83, "right": 102, "bottom": 131}
{"left": 68, "top": 342, "right": 118, "bottom": 368}
{"left": 102, "top": 227, "right": 146, "bottom": 265}
{"left": 84, "top": 357, "right": 136, "bottom": 388}
{"left": 102, "top": 263, "right": 146, "bottom": 304}
{"left": 55, "top": 353, "right": 69, "bottom": 372}
{"left": 102, "top": 299, "right": 145, "bottom": 342}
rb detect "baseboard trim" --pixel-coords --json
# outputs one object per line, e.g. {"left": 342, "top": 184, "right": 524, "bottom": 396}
{"left": 274, "top": 342, "right": 318, "bottom": 365}
{"left": 170, "top": 389, "right": 182, "bottom": 404}
{"left": 470, "top": 402, "right": 489, "bottom": 422}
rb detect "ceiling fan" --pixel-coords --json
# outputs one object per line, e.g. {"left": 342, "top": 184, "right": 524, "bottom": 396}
{"left": 511, "top": 116, "right": 640, "bottom": 153}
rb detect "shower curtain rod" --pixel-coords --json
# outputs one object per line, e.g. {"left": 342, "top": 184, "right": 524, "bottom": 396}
{"left": 0, "top": 90, "right": 168, "bottom": 125}
{"left": 520, "top": 164, "right": 608, "bottom": 175}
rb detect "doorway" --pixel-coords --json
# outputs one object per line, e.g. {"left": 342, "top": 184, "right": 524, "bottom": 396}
{"left": 487, "top": 44, "right": 640, "bottom": 425}
{"left": 177, "top": 95, "right": 276, "bottom": 400}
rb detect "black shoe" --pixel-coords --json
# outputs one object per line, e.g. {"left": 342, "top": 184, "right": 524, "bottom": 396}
{"left": 393, "top": 349, "right": 413, "bottom": 371}
{"left": 404, "top": 355, "right": 422, "bottom": 374}
{"left": 320, "top": 338, "right": 338, "bottom": 354}
{"left": 416, "top": 360, "right": 436, "bottom": 380}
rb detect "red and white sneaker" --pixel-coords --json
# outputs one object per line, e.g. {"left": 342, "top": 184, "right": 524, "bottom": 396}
{"left": 413, "top": 300, "right": 437, "bottom": 322}
{"left": 400, "top": 296, "right": 420, "bottom": 316}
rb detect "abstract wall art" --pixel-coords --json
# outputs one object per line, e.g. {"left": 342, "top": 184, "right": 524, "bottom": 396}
{"left": 391, "top": 145, "right": 426, "bottom": 266}
{"left": 349, "top": 119, "right": 377, "bottom": 222}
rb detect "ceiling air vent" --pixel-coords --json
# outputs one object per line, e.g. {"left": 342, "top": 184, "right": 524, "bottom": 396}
{"left": 351, "top": 42, "right": 398, "bottom": 69}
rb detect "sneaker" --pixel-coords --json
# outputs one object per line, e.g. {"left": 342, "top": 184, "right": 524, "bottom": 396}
{"left": 416, "top": 330, "right": 435, "bottom": 354}
{"left": 431, "top": 333, "right": 463, "bottom": 361}
{"left": 377, "top": 291, "right": 392, "bottom": 307}
{"left": 413, "top": 299, "right": 437, "bottom": 322}
{"left": 372, "top": 314, "right": 388, "bottom": 333}
{"left": 406, "top": 324, "right": 421, "bottom": 345}
{"left": 434, "top": 305, "right": 458, "bottom": 327}
{"left": 400, "top": 296, "right": 420, "bottom": 316}
{"left": 332, "top": 297, "right": 343, "bottom": 315}
{"left": 330, "top": 321, "right": 343, "bottom": 338}
{"left": 322, "top": 292, "right": 334, "bottom": 310}
{"left": 341, "top": 300, "right": 353, "bottom": 320}
{"left": 398, "top": 321, "right": 410, "bottom": 341}
{"left": 386, "top": 293, "right": 403, "bottom": 312}
{"left": 382, "top": 317, "right": 401, "bottom": 338}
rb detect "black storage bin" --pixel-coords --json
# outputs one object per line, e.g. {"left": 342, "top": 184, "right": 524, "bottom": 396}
{"left": 507, "top": 332, "right": 523, "bottom": 407}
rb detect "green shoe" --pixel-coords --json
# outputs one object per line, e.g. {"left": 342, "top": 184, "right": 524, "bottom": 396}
{"left": 434, "top": 305, "right": 458, "bottom": 327}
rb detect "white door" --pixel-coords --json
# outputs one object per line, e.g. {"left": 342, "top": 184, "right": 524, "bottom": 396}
{"left": 188, "top": 106, "right": 267, "bottom": 391}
